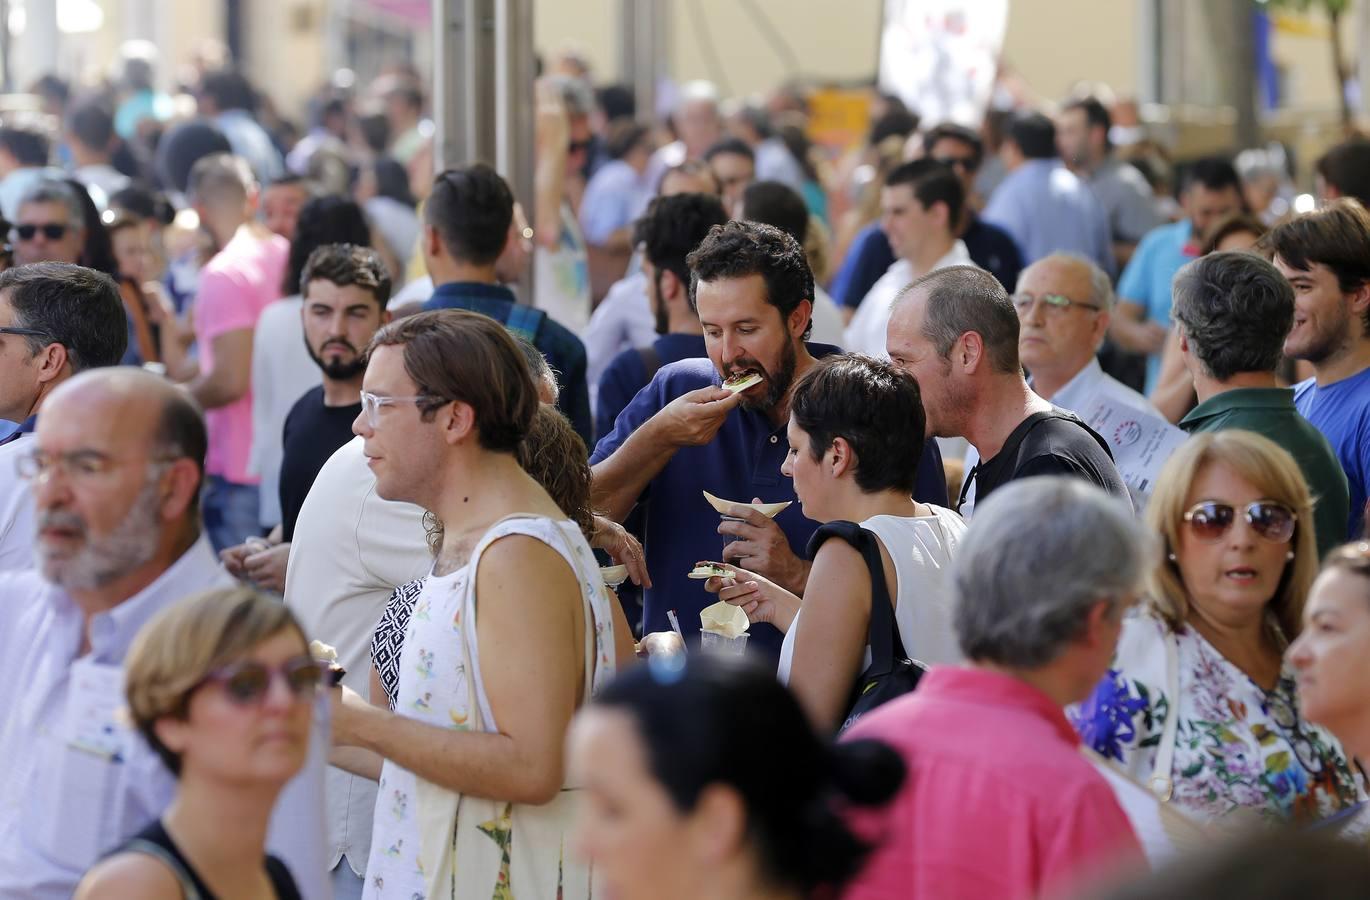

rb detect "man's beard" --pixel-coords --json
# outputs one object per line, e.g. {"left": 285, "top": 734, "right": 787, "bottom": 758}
{"left": 36, "top": 474, "right": 164, "bottom": 591}
{"left": 724, "top": 339, "right": 798, "bottom": 414}
{"left": 1287, "top": 307, "right": 1351, "bottom": 366}
{"left": 306, "top": 336, "right": 368, "bottom": 380}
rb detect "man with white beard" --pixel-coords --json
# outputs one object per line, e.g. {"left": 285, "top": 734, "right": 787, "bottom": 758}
{"left": 0, "top": 368, "right": 330, "bottom": 900}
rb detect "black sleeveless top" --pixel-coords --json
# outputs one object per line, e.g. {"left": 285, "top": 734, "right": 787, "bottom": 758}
{"left": 115, "top": 819, "right": 303, "bottom": 900}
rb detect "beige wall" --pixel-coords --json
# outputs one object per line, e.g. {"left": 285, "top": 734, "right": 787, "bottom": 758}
{"left": 999, "top": 0, "right": 1139, "bottom": 101}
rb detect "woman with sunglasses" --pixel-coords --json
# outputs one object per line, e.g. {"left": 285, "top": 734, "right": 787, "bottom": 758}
{"left": 75, "top": 587, "right": 315, "bottom": 899}
{"left": 1072, "top": 431, "right": 1364, "bottom": 827}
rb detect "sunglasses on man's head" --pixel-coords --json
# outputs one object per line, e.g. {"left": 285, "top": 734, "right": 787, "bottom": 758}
{"left": 13, "top": 224, "right": 69, "bottom": 242}
{"left": 1182, "top": 500, "right": 1297, "bottom": 544}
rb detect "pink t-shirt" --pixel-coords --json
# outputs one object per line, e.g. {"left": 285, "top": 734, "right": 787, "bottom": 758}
{"left": 194, "top": 227, "right": 289, "bottom": 484}
{"left": 842, "top": 667, "right": 1143, "bottom": 900}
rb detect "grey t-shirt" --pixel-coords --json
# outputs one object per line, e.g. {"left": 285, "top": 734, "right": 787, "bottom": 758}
{"left": 1091, "top": 157, "right": 1164, "bottom": 245}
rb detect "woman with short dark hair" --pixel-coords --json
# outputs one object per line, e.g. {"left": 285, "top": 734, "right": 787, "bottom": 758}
{"left": 708, "top": 353, "right": 966, "bottom": 731}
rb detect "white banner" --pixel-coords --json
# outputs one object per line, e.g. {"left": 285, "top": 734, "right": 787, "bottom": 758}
{"left": 877, "top": 0, "right": 1010, "bottom": 128}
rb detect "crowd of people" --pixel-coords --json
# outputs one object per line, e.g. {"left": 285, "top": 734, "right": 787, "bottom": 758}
{"left": 2, "top": 36, "right": 1370, "bottom": 900}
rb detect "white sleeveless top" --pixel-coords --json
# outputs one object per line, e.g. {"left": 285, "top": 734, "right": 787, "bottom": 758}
{"left": 363, "top": 515, "right": 615, "bottom": 900}
{"left": 778, "top": 505, "right": 967, "bottom": 682}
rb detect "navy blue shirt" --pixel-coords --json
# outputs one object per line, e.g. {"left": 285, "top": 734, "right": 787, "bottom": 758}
{"left": 590, "top": 347, "right": 947, "bottom": 655}
{"left": 424, "top": 281, "right": 593, "bottom": 445}
{"left": 596, "top": 333, "right": 708, "bottom": 441}
{"left": 832, "top": 217, "right": 1022, "bottom": 311}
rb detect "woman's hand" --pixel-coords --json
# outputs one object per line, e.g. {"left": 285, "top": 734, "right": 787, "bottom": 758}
{"left": 704, "top": 563, "right": 801, "bottom": 633}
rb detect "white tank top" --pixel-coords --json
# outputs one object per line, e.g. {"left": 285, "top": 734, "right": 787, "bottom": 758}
{"left": 778, "top": 505, "right": 967, "bottom": 682}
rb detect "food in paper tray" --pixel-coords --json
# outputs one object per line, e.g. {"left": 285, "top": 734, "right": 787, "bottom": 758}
{"left": 700, "top": 600, "right": 749, "bottom": 639}
{"left": 310, "top": 639, "right": 347, "bottom": 685}
{"left": 702, "top": 490, "right": 792, "bottom": 518}
{"left": 721, "top": 369, "right": 764, "bottom": 393}
{"left": 688, "top": 561, "right": 732, "bottom": 580}
{"left": 600, "top": 564, "right": 629, "bottom": 587}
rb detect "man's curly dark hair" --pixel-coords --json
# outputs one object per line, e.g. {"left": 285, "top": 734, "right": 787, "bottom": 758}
{"left": 686, "top": 220, "right": 815, "bottom": 340}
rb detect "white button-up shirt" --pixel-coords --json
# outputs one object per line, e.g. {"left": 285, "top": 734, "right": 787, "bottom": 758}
{"left": 843, "top": 241, "right": 973, "bottom": 358}
{"left": 0, "top": 433, "right": 35, "bottom": 571}
{"left": 0, "top": 538, "right": 332, "bottom": 900}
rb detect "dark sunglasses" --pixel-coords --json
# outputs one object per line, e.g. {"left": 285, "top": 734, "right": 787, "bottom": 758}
{"left": 1182, "top": 500, "right": 1297, "bottom": 544}
{"left": 199, "top": 655, "right": 323, "bottom": 706}
{"left": 13, "top": 224, "right": 69, "bottom": 242}
{"left": 932, "top": 156, "right": 979, "bottom": 173}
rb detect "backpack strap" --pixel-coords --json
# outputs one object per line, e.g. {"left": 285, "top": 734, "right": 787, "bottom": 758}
{"left": 956, "top": 409, "right": 1114, "bottom": 512}
{"left": 503, "top": 303, "right": 547, "bottom": 346}
{"left": 807, "top": 521, "right": 906, "bottom": 676}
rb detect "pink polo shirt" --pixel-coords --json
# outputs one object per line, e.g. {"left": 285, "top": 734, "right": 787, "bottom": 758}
{"left": 193, "top": 226, "right": 289, "bottom": 484}
{"left": 842, "top": 666, "right": 1143, "bottom": 900}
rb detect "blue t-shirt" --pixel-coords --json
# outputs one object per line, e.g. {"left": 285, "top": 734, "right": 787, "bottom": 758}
{"left": 1295, "top": 368, "right": 1370, "bottom": 540}
{"left": 590, "top": 348, "right": 948, "bottom": 654}
{"left": 1117, "top": 219, "right": 1197, "bottom": 392}
{"left": 595, "top": 333, "right": 708, "bottom": 442}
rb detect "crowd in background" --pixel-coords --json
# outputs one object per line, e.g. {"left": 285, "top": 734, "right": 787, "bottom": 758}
{"left": 1, "top": 33, "right": 1370, "bottom": 900}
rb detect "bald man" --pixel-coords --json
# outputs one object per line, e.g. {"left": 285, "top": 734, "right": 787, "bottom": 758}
{"left": 0, "top": 368, "right": 330, "bottom": 900}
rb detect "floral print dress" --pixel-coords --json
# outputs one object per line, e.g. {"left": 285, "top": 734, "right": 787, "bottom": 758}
{"left": 363, "top": 516, "right": 615, "bottom": 900}
{"left": 1071, "top": 610, "right": 1364, "bottom": 827}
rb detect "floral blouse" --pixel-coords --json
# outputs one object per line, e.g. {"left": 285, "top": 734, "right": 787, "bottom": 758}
{"left": 1071, "top": 610, "right": 1365, "bottom": 827}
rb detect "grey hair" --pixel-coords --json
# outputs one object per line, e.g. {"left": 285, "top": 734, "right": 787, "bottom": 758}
{"left": 952, "top": 477, "right": 1157, "bottom": 668}
{"left": 1170, "top": 251, "right": 1293, "bottom": 381}
{"left": 1036, "top": 252, "right": 1115, "bottom": 312}
{"left": 514, "top": 336, "right": 560, "bottom": 405}
{"left": 17, "top": 178, "right": 84, "bottom": 226}
{"left": 896, "top": 264, "right": 1020, "bottom": 374}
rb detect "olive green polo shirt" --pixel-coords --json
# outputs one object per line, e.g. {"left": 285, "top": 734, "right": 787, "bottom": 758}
{"left": 1181, "top": 387, "right": 1350, "bottom": 561}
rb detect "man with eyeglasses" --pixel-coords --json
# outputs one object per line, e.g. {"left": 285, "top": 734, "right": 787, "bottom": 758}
{"left": 0, "top": 263, "right": 127, "bottom": 571}
{"left": 958, "top": 253, "right": 1156, "bottom": 512}
{"left": 1172, "top": 251, "right": 1348, "bottom": 560}
{"left": 886, "top": 265, "right": 1129, "bottom": 518}
{"left": 0, "top": 367, "right": 329, "bottom": 900}
{"left": 831, "top": 124, "right": 1022, "bottom": 320}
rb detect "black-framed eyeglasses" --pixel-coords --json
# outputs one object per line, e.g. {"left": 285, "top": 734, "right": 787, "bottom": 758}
{"left": 12, "top": 224, "right": 69, "bottom": 242}
{"left": 0, "top": 326, "right": 50, "bottom": 339}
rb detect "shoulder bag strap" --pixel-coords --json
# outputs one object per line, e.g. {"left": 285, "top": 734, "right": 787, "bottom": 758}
{"left": 1149, "top": 629, "right": 1181, "bottom": 802}
{"left": 121, "top": 839, "right": 203, "bottom": 900}
{"left": 809, "top": 521, "right": 905, "bottom": 676}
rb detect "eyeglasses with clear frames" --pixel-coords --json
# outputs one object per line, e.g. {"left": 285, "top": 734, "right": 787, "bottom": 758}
{"left": 16, "top": 449, "right": 177, "bottom": 484}
{"left": 1010, "top": 292, "right": 1103, "bottom": 316}
{"left": 359, "top": 391, "right": 429, "bottom": 428}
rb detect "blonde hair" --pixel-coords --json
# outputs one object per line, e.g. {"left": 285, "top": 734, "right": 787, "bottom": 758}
{"left": 1145, "top": 431, "right": 1316, "bottom": 642}
{"left": 125, "top": 586, "right": 306, "bottom": 774}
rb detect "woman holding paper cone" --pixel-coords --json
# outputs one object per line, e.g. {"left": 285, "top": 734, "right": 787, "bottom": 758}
{"left": 1071, "top": 431, "right": 1364, "bottom": 827}
{"left": 706, "top": 354, "right": 966, "bottom": 731}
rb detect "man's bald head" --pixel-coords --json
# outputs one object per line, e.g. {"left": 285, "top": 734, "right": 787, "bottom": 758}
{"left": 32, "top": 370, "right": 207, "bottom": 593}
{"left": 44, "top": 368, "right": 206, "bottom": 504}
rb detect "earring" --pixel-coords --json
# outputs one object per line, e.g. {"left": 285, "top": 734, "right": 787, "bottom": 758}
{"left": 1167, "top": 552, "right": 1176, "bottom": 562}
{"left": 1286, "top": 551, "right": 1295, "bottom": 561}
